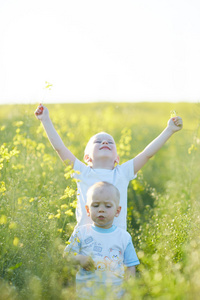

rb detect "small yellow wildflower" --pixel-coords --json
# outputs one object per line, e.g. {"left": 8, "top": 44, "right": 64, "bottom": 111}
{"left": 170, "top": 110, "right": 177, "bottom": 118}
{"left": 55, "top": 213, "right": 61, "bottom": 219}
{"left": 48, "top": 214, "right": 54, "bottom": 219}
{"left": 12, "top": 164, "right": 25, "bottom": 170}
{"left": 65, "top": 209, "right": 73, "bottom": 216}
{"left": 18, "top": 197, "right": 24, "bottom": 205}
{"left": 0, "top": 215, "right": 7, "bottom": 224}
{"left": 13, "top": 237, "right": 19, "bottom": 246}
{"left": 36, "top": 143, "right": 45, "bottom": 152}
{"left": 70, "top": 200, "right": 77, "bottom": 209}
{"left": 188, "top": 144, "right": 197, "bottom": 154}
{"left": 0, "top": 181, "right": 6, "bottom": 194}
{"left": 61, "top": 204, "right": 68, "bottom": 210}
{"left": 16, "top": 128, "right": 20, "bottom": 134}
{"left": 44, "top": 81, "right": 53, "bottom": 90}
{"left": 9, "top": 222, "right": 17, "bottom": 229}
{"left": 13, "top": 121, "right": 24, "bottom": 127}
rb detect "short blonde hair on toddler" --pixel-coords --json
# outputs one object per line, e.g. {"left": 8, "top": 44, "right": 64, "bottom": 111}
{"left": 86, "top": 181, "right": 120, "bottom": 206}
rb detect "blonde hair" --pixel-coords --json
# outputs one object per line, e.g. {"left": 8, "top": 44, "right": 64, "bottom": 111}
{"left": 86, "top": 181, "right": 120, "bottom": 205}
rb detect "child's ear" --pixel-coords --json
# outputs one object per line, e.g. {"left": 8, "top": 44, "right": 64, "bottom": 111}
{"left": 115, "top": 206, "right": 121, "bottom": 217}
{"left": 85, "top": 205, "right": 90, "bottom": 216}
{"left": 115, "top": 155, "right": 119, "bottom": 164}
{"left": 84, "top": 154, "right": 92, "bottom": 164}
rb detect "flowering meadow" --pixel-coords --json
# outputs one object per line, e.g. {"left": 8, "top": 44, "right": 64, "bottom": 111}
{"left": 0, "top": 102, "right": 200, "bottom": 299}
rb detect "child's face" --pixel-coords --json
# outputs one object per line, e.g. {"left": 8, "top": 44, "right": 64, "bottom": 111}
{"left": 85, "top": 185, "right": 121, "bottom": 229}
{"left": 84, "top": 132, "right": 119, "bottom": 167}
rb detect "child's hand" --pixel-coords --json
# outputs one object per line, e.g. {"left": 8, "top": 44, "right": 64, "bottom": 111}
{"left": 79, "top": 255, "right": 95, "bottom": 271}
{"left": 34, "top": 104, "right": 49, "bottom": 121}
{"left": 167, "top": 116, "right": 183, "bottom": 133}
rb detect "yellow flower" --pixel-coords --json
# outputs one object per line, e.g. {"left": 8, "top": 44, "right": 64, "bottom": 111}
{"left": 13, "top": 237, "right": 19, "bottom": 246}
{"left": 16, "top": 128, "right": 20, "bottom": 134}
{"left": 170, "top": 110, "right": 177, "bottom": 118}
{"left": 188, "top": 144, "right": 197, "bottom": 154}
{"left": 48, "top": 214, "right": 54, "bottom": 219}
{"left": 61, "top": 204, "right": 68, "bottom": 210}
{"left": 36, "top": 143, "right": 45, "bottom": 152}
{"left": 9, "top": 222, "right": 17, "bottom": 229}
{"left": 18, "top": 197, "right": 25, "bottom": 205}
{"left": 70, "top": 200, "right": 77, "bottom": 209}
{"left": 13, "top": 121, "right": 24, "bottom": 127}
{"left": 12, "top": 164, "right": 25, "bottom": 170}
{"left": 0, "top": 215, "right": 7, "bottom": 224}
{"left": 0, "top": 181, "right": 6, "bottom": 194}
{"left": 65, "top": 209, "right": 73, "bottom": 216}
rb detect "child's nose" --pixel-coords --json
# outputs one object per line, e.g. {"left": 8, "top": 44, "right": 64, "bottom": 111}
{"left": 98, "top": 205, "right": 105, "bottom": 212}
{"left": 102, "top": 140, "right": 108, "bottom": 144}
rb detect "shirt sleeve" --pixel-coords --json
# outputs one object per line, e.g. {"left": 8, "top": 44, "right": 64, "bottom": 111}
{"left": 64, "top": 228, "right": 81, "bottom": 254}
{"left": 123, "top": 238, "right": 140, "bottom": 267}
{"left": 120, "top": 158, "right": 137, "bottom": 181}
{"left": 72, "top": 158, "right": 88, "bottom": 179}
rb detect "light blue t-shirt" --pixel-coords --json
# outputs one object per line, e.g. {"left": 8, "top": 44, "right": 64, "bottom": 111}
{"left": 65, "top": 224, "right": 139, "bottom": 298}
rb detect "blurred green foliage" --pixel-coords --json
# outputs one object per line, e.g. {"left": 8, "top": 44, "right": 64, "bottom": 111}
{"left": 0, "top": 102, "right": 200, "bottom": 299}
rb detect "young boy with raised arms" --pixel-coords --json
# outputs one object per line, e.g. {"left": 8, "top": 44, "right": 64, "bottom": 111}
{"left": 34, "top": 104, "right": 183, "bottom": 230}
{"left": 64, "top": 181, "right": 140, "bottom": 299}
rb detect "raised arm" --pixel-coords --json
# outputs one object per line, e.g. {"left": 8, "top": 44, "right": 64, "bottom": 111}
{"left": 134, "top": 116, "right": 183, "bottom": 174}
{"left": 34, "top": 104, "right": 76, "bottom": 166}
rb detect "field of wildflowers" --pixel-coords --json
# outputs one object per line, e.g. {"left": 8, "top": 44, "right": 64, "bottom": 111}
{"left": 0, "top": 102, "right": 200, "bottom": 299}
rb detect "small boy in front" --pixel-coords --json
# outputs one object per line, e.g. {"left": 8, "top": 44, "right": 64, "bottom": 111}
{"left": 64, "top": 181, "right": 140, "bottom": 299}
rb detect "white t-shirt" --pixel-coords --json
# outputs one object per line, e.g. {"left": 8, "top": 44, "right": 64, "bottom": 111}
{"left": 73, "top": 158, "right": 136, "bottom": 230}
{"left": 65, "top": 224, "right": 139, "bottom": 298}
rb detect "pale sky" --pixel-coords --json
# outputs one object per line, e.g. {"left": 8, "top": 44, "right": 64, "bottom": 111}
{"left": 0, "top": 0, "right": 200, "bottom": 104}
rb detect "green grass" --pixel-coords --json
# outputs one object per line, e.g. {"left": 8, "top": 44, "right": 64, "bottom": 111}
{"left": 0, "top": 102, "right": 200, "bottom": 299}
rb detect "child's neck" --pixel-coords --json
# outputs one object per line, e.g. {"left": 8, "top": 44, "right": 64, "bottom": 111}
{"left": 91, "top": 158, "right": 116, "bottom": 170}
{"left": 93, "top": 223, "right": 114, "bottom": 230}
